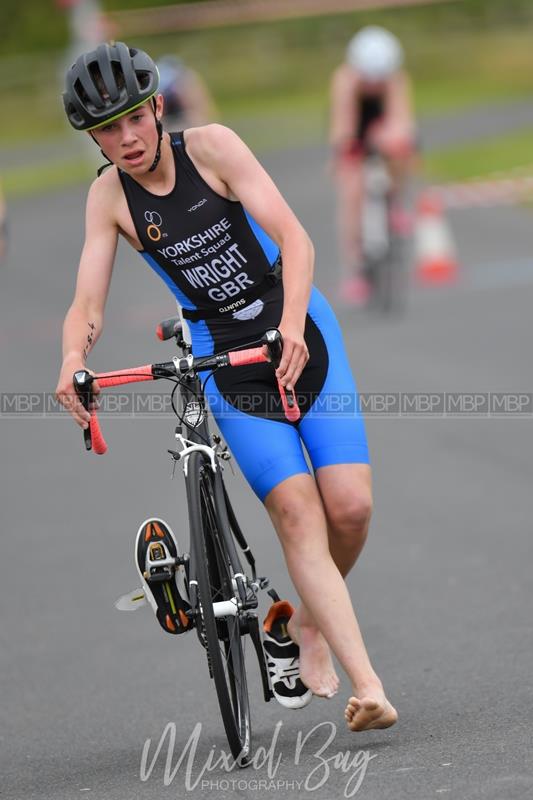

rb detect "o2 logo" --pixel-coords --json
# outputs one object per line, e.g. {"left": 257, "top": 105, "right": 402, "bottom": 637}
{"left": 144, "top": 210, "right": 165, "bottom": 242}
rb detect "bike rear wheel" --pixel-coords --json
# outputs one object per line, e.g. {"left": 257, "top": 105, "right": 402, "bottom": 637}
{"left": 186, "top": 451, "right": 251, "bottom": 763}
{"left": 366, "top": 232, "right": 407, "bottom": 314}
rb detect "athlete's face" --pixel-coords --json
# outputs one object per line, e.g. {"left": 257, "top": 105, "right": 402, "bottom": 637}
{"left": 90, "top": 96, "right": 163, "bottom": 172}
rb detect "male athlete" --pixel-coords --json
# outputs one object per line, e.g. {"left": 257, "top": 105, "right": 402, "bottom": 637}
{"left": 330, "top": 26, "right": 416, "bottom": 305}
{"left": 56, "top": 42, "right": 397, "bottom": 732}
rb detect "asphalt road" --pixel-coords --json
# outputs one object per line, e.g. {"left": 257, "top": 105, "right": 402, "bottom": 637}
{"left": 1, "top": 143, "right": 532, "bottom": 800}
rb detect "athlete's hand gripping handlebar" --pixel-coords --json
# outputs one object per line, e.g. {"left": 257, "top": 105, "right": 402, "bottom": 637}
{"left": 73, "top": 366, "right": 155, "bottom": 455}
{"left": 73, "top": 327, "right": 300, "bottom": 455}
{"left": 191, "top": 329, "right": 299, "bottom": 423}
{"left": 228, "top": 329, "right": 300, "bottom": 423}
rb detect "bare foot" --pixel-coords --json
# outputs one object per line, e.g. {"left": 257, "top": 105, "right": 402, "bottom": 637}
{"left": 344, "top": 692, "right": 398, "bottom": 731}
{"left": 287, "top": 614, "right": 340, "bottom": 699}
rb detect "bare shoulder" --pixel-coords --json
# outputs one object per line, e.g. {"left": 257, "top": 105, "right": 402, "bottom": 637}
{"left": 184, "top": 123, "right": 242, "bottom": 163}
{"left": 331, "top": 64, "right": 357, "bottom": 91}
{"left": 86, "top": 166, "right": 122, "bottom": 225}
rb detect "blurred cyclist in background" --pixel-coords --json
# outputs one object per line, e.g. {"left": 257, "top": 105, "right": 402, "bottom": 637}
{"left": 157, "top": 55, "right": 217, "bottom": 130}
{"left": 329, "top": 26, "right": 417, "bottom": 305}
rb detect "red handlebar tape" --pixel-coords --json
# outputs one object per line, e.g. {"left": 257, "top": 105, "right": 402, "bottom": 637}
{"left": 89, "top": 410, "right": 107, "bottom": 455}
{"left": 228, "top": 348, "right": 268, "bottom": 367}
{"left": 88, "top": 349, "right": 301, "bottom": 455}
{"left": 88, "top": 366, "right": 154, "bottom": 455}
{"left": 96, "top": 365, "right": 154, "bottom": 388}
{"left": 277, "top": 380, "right": 301, "bottom": 423}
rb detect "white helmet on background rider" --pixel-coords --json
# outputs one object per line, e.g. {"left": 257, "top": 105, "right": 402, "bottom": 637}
{"left": 346, "top": 26, "right": 403, "bottom": 82}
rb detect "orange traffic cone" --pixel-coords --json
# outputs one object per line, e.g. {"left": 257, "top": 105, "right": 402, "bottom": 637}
{"left": 414, "top": 191, "right": 459, "bottom": 284}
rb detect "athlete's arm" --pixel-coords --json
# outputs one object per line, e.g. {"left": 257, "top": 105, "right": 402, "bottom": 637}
{"left": 186, "top": 124, "right": 314, "bottom": 391}
{"left": 55, "top": 175, "right": 119, "bottom": 427}
{"left": 377, "top": 71, "right": 416, "bottom": 149}
{"left": 182, "top": 70, "right": 217, "bottom": 125}
{"left": 329, "top": 65, "right": 359, "bottom": 152}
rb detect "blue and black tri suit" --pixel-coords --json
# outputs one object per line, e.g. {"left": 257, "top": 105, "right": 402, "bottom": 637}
{"left": 119, "top": 131, "right": 369, "bottom": 500}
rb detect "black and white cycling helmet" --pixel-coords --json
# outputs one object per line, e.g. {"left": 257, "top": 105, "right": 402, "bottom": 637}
{"left": 63, "top": 41, "right": 160, "bottom": 131}
{"left": 346, "top": 26, "right": 403, "bottom": 81}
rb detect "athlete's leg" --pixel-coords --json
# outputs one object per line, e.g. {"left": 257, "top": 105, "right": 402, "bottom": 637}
{"left": 287, "top": 464, "right": 372, "bottom": 695}
{"left": 299, "top": 289, "right": 373, "bottom": 581}
{"left": 368, "top": 124, "right": 418, "bottom": 234}
{"left": 318, "top": 463, "right": 373, "bottom": 573}
{"left": 264, "top": 472, "right": 397, "bottom": 730}
{"left": 334, "top": 154, "right": 366, "bottom": 295}
{"left": 286, "top": 288, "right": 395, "bottom": 727}
{"left": 287, "top": 464, "right": 372, "bottom": 696}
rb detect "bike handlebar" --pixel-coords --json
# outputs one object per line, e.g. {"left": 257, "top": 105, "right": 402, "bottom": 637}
{"left": 73, "top": 328, "right": 300, "bottom": 455}
{"left": 94, "top": 365, "right": 155, "bottom": 388}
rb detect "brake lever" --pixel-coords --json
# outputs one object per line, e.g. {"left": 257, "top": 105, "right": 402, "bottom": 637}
{"left": 262, "top": 328, "right": 283, "bottom": 366}
{"left": 73, "top": 369, "right": 94, "bottom": 451}
{"left": 262, "top": 328, "right": 300, "bottom": 420}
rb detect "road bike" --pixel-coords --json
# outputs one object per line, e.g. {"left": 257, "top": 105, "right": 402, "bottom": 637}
{"left": 361, "top": 150, "right": 409, "bottom": 313}
{"left": 73, "top": 323, "right": 300, "bottom": 765}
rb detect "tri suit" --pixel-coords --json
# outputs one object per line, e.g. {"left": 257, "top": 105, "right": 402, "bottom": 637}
{"left": 337, "top": 94, "right": 385, "bottom": 161}
{"left": 119, "top": 131, "right": 369, "bottom": 500}
{"left": 357, "top": 95, "right": 385, "bottom": 147}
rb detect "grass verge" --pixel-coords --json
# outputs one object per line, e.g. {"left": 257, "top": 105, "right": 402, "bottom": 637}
{"left": 425, "top": 127, "right": 533, "bottom": 183}
{"left": 3, "top": 159, "right": 93, "bottom": 198}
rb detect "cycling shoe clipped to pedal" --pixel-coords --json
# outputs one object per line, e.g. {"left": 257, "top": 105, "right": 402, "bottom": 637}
{"left": 134, "top": 518, "right": 192, "bottom": 635}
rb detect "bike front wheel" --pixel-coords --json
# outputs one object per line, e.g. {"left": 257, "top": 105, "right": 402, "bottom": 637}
{"left": 186, "top": 451, "right": 251, "bottom": 764}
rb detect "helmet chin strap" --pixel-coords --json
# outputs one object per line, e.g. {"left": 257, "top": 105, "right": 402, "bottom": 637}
{"left": 89, "top": 132, "right": 113, "bottom": 177}
{"left": 148, "top": 98, "right": 163, "bottom": 173}
{"left": 90, "top": 98, "right": 163, "bottom": 176}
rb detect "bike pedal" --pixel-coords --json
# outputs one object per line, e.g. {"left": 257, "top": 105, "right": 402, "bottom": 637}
{"left": 143, "top": 567, "right": 174, "bottom": 582}
{"left": 149, "top": 542, "right": 166, "bottom": 562}
{"left": 143, "top": 542, "right": 175, "bottom": 582}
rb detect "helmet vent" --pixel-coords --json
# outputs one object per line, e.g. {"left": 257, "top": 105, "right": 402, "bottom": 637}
{"left": 89, "top": 61, "right": 106, "bottom": 98}
{"left": 74, "top": 78, "right": 90, "bottom": 106}
{"left": 136, "top": 70, "right": 151, "bottom": 91}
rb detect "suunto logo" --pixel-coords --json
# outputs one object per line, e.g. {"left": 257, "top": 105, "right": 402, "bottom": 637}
{"left": 188, "top": 199, "right": 207, "bottom": 213}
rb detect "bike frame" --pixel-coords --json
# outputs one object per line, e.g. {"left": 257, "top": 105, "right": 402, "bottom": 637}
{"left": 72, "top": 323, "right": 300, "bottom": 759}
{"left": 361, "top": 150, "right": 408, "bottom": 313}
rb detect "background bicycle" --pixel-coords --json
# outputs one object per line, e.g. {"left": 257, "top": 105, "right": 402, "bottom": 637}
{"left": 360, "top": 149, "right": 411, "bottom": 314}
